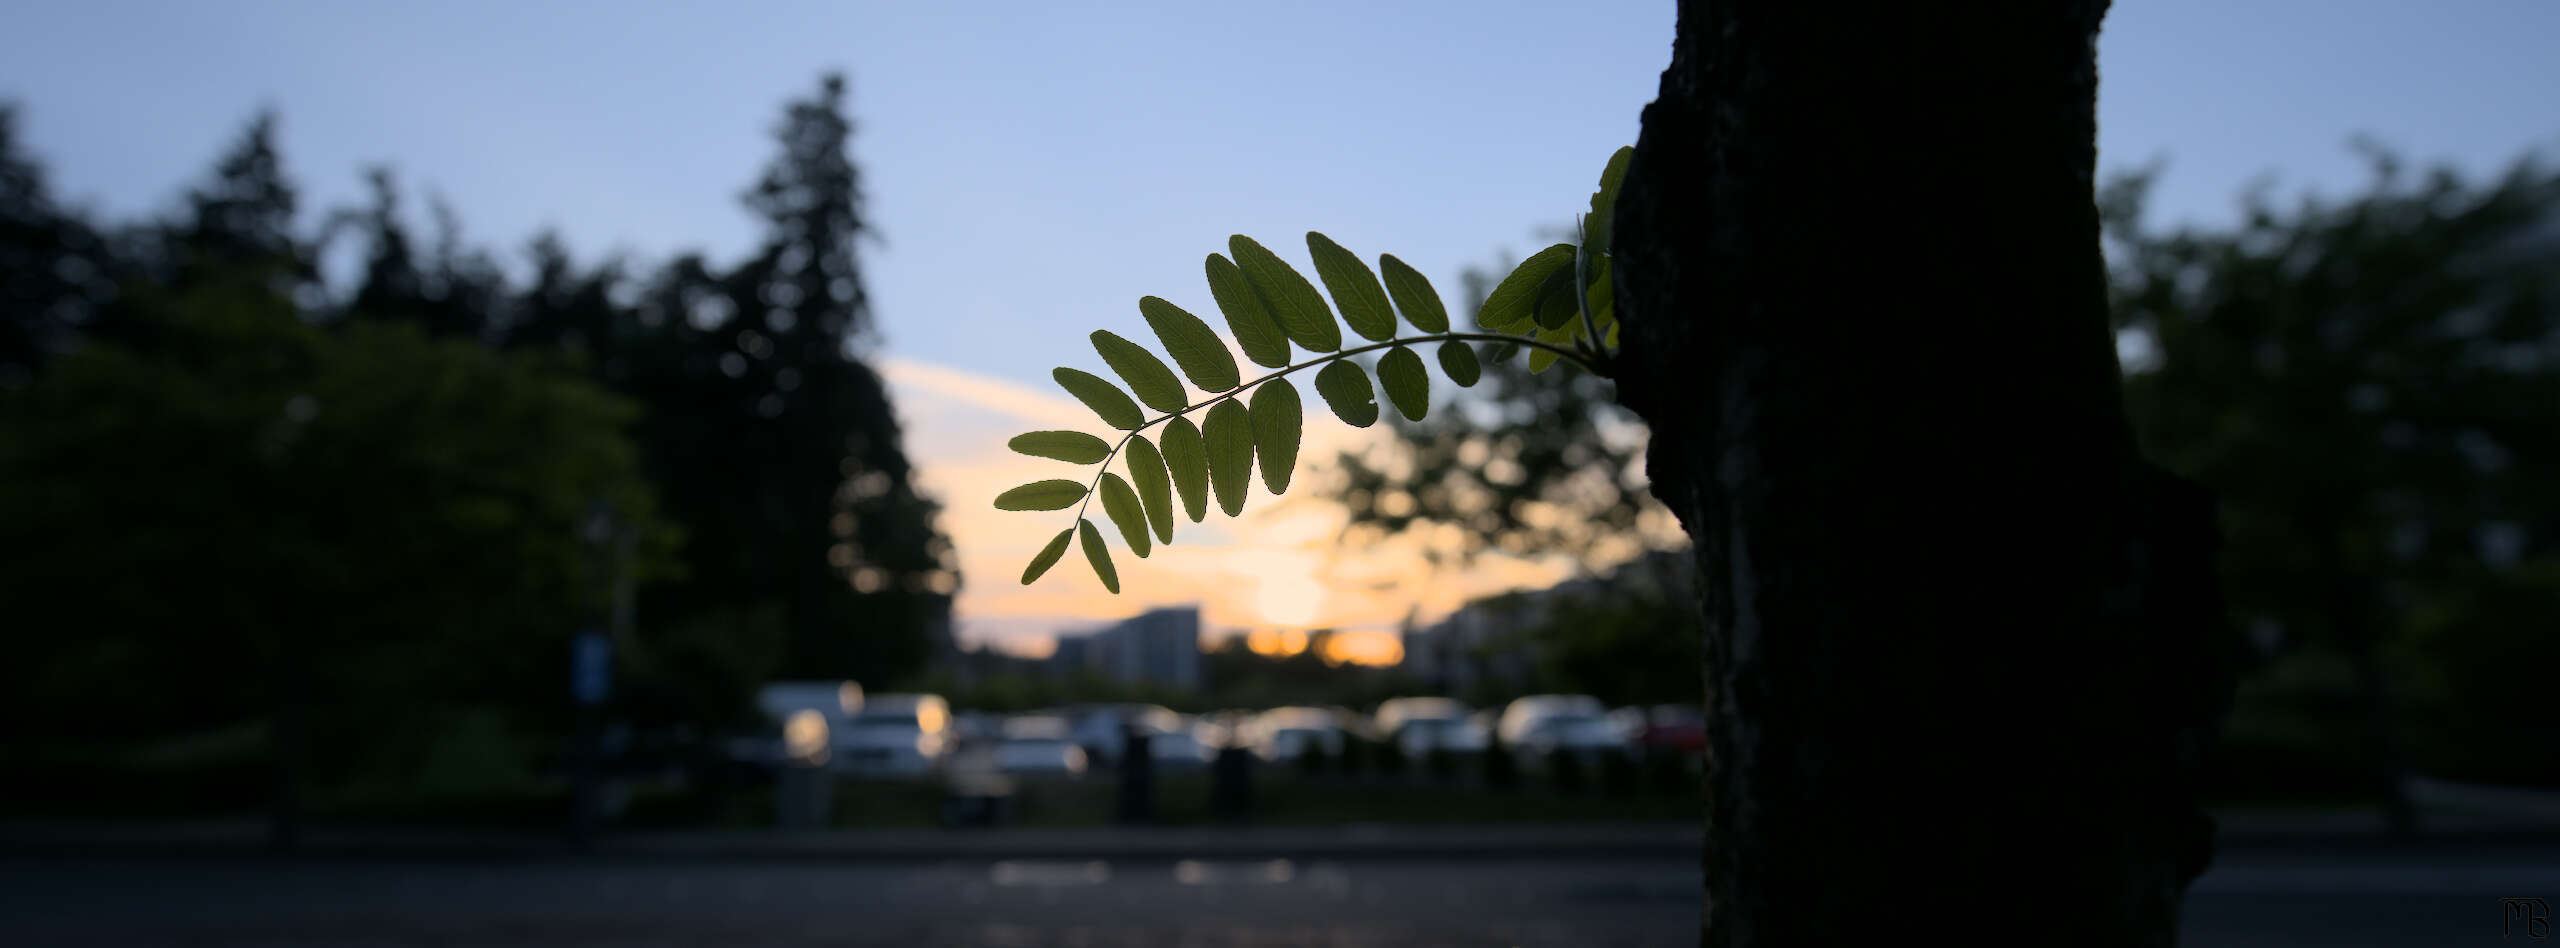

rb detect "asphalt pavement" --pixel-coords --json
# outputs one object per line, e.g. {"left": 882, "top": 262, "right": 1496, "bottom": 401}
{"left": 5, "top": 832, "right": 2558, "bottom": 946}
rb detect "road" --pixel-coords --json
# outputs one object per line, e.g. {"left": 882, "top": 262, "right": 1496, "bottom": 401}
{"left": 3, "top": 838, "right": 2554, "bottom": 946}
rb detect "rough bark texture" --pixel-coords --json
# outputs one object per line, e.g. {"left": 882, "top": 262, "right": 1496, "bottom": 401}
{"left": 1609, "top": 2, "right": 2233, "bottom": 944}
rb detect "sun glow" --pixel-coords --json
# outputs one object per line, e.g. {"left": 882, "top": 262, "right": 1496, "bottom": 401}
{"left": 1254, "top": 572, "right": 1327, "bottom": 629}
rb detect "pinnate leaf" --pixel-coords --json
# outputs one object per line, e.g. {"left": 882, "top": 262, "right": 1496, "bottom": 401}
{"left": 1008, "top": 430, "right": 1110, "bottom": 464}
{"left": 1376, "top": 345, "right": 1430, "bottom": 422}
{"left": 1477, "top": 243, "right": 1576, "bottom": 331}
{"left": 1054, "top": 367, "right": 1143, "bottom": 430}
{"left": 1229, "top": 235, "right": 1340, "bottom": 352}
{"left": 1378, "top": 254, "right": 1448, "bottom": 333}
{"left": 1021, "top": 528, "right": 1073, "bottom": 584}
{"left": 1139, "top": 296, "right": 1240, "bottom": 392}
{"left": 1092, "top": 330, "right": 1187, "bottom": 414}
{"left": 1313, "top": 359, "right": 1379, "bottom": 427}
{"left": 1078, "top": 519, "right": 1118, "bottom": 594}
{"left": 1203, "top": 398, "right": 1255, "bottom": 517}
{"left": 1533, "top": 263, "right": 1581, "bottom": 330}
{"left": 1160, "top": 416, "right": 1210, "bottom": 522}
{"left": 995, "top": 479, "right": 1088, "bottom": 511}
{"left": 1125, "top": 434, "right": 1175, "bottom": 543}
{"left": 1099, "top": 472, "right": 1150, "bottom": 558}
{"left": 1587, "top": 145, "right": 1634, "bottom": 257}
{"left": 1437, "top": 340, "right": 1481, "bottom": 387}
{"left": 1306, "top": 232, "right": 1395, "bottom": 342}
{"left": 1206, "top": 254, "right": 1291, "bottom": 369}
{"left": 1249, "top": 378, "right": 1302, "bottom": 495}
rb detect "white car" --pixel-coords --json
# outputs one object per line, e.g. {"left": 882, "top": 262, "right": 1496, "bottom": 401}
{"left": 1373, "top": 697, "right": 1483, "bottom": 757}
{"left": 1145, "top": 723, "right": 1214, "bottom": 770}
{"left": 1496, "top": 694, "right": 1608, "bottom": 746}
{"left": 836, "top": 693, "right": 951, "bottom": 777}
{"left": 991, "top": 716, "right": 1088, "bottom": 777}
{"left": 1248, "top": 706, "right": 1346, "bottom": 763}
{"left": 1064, "top": 703, "right": 1184, "bottom": 767}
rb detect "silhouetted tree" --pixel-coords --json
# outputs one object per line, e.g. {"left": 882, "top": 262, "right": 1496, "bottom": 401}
{"left": 0, "top": 104, "right": 112, "bottom": 381}
{"left": 1609, "top": 2, "right": 2232, "bottom": 942}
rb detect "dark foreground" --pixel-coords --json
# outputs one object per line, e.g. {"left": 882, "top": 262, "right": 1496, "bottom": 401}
{"left": 3, "top": 837, "right": 2555, "bottom": 946}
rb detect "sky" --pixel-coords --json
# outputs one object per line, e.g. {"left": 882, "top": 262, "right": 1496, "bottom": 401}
{"left": 6, "top": 0, "right": 2556, "bottom": 653}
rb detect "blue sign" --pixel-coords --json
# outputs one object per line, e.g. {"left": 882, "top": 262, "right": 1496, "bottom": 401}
{"left": 572, "top": 629, "right": 612, "bottom": 706}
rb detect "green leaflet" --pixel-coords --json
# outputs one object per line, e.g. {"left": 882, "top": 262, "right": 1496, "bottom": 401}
{"left": 1205, "top": 254, "right": 1291, "bottom": 369}
{"left": 1532, "top": 262, "right": 1581, "bottom": 330}
{"left": 1138, "top": 296, "right": 1240, "bottom": 393}
{"left": 1585, "top": 255, "right": 1615, "bottom": 329}
{"left": 1203, "top": 398, "right": 1254, "bottom": 517}
{"left": 1160, "top": 415, "right": 1210, "bottom": 523}
{"left": 1437, "top": 340, "right": 1481, "bottom": 387}
{"left": 1306, "top": 232, "right": 1395, "bottom": 342}
{"left": 1091, "top": 330, "right": 1187, "bottom": 414}
{"left": 1020, "top": 528, "right": 1073, "bottom": 584}
{"left": 1053, "top": 367, "right": 1143, "bottom": 430}
{"left": 1249, "top": 378, "right": 1302, "bottom": 495}
{"left": 1587, "top": 145, "right": 1634, "bottom": 258}
{"left": 1007, "top": 430, "right": 1111, "bottom": 464}
{"left": 1478, "top": 243, "right": 1576, "bottom": 331}
{"left": 1529, "top": 323, "right": 1575, "bottom": 374}
{"left": 994, "top": 479, "right": 1088, "bottom": 511}
{"left": 1313, "top": 359, "right": 1379, "bottom": 427}
{"left": 1378, "top": 253, "right": 1448, "bottom": 333}
{"left": 1376, "top": 345, "right": 1430, "bottom": 422}
{"left": 1230, "top": 235, "right": 1340, "bottom": 353}
{"left": 1078, "top": 519, "right": 1118, "bottom": 594}
{"left": 1606, "top": 321, "right": 1619, "bottom": 349}
{"left": 1125, "top": 434, "right": 1175, "bottom": 544}
{"left": 1099, "top": 472, "right": 1150, "bottom": 558}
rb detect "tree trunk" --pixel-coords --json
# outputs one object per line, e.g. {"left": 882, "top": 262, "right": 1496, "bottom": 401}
{"left": 1610, "top": 2, "right": 2234, "bottom": 944}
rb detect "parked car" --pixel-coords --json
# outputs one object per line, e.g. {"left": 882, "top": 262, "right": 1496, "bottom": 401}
{"left": 1496, "top": 694, "right": 1608, "bottom": 746}
{"left": 733, "top": 680, "right": 865, "bottom": 771}
{"left": 1064, "top": 703, "right": 1184, "bottom": 767}
{"left": 837, "top": 692, "right": 950, "bottom": 777}
{"left": 990, "top": 715, "right": 1088, "bottom": 777}
{"left": 1146, "top": 718, "right": 1215, "bottom": 770}
{"left": 1622, "top": 703, "right": 1706, "bottom": 756}
{"left": 1248, "top": 706, "right": 1346, "bottom": 763}
{"left": 1374, "top": 697, "right": 1485, "bottom": 757}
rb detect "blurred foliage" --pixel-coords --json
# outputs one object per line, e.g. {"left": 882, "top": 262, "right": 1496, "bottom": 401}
{"left": 0, "top": 75, "right": 955, "bottom": 818}
{"left": 2108, "top": 145, "right": 2560, "bottom": 788}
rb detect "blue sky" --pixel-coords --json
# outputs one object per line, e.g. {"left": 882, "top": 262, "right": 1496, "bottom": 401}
{"left": 6, "top": 1, "right": 2556, "bottom": 642}
{"left": 7, "top": 0, "right": 2552, "bottom": 390}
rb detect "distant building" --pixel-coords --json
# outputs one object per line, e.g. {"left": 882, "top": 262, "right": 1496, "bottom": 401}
{"left": 1047, "top": 606, "right": 1204, "bottom": 692}
{"left": 1398, "top": 550, "right": 1692, "bottom": 695}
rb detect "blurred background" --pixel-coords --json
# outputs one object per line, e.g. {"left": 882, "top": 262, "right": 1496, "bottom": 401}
{"left": 1, "top": 1, "right": 2555, "bottom": 945}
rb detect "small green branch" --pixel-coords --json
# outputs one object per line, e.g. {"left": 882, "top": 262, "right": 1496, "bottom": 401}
{"left": 1067, "top": 331, "right": 1598, "bottom": 525}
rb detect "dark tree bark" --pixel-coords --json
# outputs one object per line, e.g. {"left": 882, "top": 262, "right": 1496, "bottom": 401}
{"left": 1610, "top": 2, "right": 2234, "bottom": 944}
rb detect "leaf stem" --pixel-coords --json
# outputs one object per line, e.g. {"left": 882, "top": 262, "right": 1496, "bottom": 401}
{"left": 1066, "top": 331, "right": 1598, "bottom": 525}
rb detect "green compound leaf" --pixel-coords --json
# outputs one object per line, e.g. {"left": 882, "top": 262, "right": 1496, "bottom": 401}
{"left": 1138, "top": 296, "right": 1240, "bottom": 393}
{"left": 1091, "top": 330, "right": 1188, "bottom": 414}
{"left": 1249, "top": 377, "right": 1303, "bottom": 495}
{"left": 1203, "top": 398, "right": 1255, "bottom": 517}
{"left": 1099, "top": 471, "right": 1150, "bottom": 558}
{"left": 1437, "top": 340, "right": 1481, "bottom": 387}
{"left": 1376, "top": 345, "right": 1430, "bottom": 422}
{"left": 1160, "top": 415, "right": 1210, "bottom": 523}
{"left": 1478, "top": 243, "right": 1576, "bottom": 331}
{"left": 1528, "top": 323, "right": 1575, "bottom": 374}
{"left": 1229, "top": 235, "right": 1340, "bottom": 353}
{"left": 1078, "top": 518, "right": 1118, "bottom": 594}
{"left": 1125, "top": 434, "right": 1175, "bottom": 544}
{"left": 1007, "top": 430, "right": 1111, "bottom": 464}
{"left": 1313, "top": 359, "right": 1379, "bottom": 427}
{"left": 1306, "top": 232, "right": 1396, "bottom": 342}
{"left": 1020, "top": 528, "right": 1073, "bottom": 585}
{"left": 994, "top": 479, "right": 1088, "bottom": 511}
{"left": 1378, "top": 253, "right": 1449, "bottom": 333}
{"left": 1053, "top": 367, "right": 1143, "bottom": 430}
